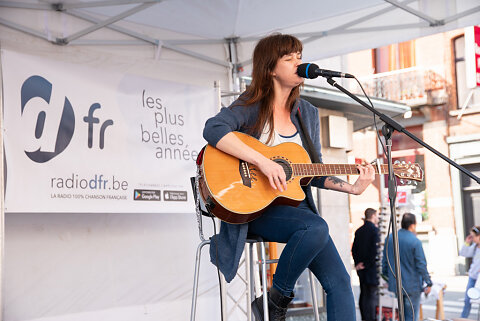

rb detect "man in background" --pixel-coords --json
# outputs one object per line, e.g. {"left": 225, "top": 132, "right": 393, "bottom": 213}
{"left": 352, "top": 208, "right": 380, "bottom": 321}
{"left": 382, "top": 213, "right": 432, "bottom": 321}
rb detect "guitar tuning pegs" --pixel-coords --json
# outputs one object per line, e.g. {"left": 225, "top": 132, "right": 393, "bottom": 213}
{"left": 412, "top": 181, "right": 418, "bottom": 186}
{"left": 394, "top": 160, "right": 400, "bottom": 165}
{"left": 401, "top": 161, "right": 406, "bottom": 165}
{"left": 400, "top": 179, "right": 405, "bottom": 184}
{"left": 407, "top": 180, "right": 412, "bottom": 184}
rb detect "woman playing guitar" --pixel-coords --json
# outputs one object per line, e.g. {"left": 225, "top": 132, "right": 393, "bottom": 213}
{"left": 203, "top": 33, "right": 375, "bottom": 321}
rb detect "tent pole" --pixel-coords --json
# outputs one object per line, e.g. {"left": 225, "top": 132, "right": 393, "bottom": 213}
{"left": 64, "top": 9, "right": 231, "bottom": 67}
{"left": 63, "top": 2, "right": 156, "bottom": 43}
{"left": 383, "top": 0, "right": 441, "bottom": 26}
{"left": 0, "top": 50, "right": 5, "bottom": 321}
{"left": 227, "top": 37, "right": 240, "bottom": 93}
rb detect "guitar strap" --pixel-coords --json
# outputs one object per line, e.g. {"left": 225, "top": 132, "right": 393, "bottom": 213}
{"left": 296, "top": 107, "right": 322, "bottom": 164}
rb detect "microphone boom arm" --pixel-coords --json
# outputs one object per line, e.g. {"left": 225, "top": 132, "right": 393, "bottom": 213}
{"left": 325, "top": 77, "right": 480, "bottom": 184}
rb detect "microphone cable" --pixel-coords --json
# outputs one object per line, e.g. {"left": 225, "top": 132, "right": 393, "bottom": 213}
{"left": 353, "top": 77, "right": 415, "bottom": 321}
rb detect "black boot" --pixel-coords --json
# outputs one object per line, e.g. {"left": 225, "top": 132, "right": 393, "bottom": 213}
{"left": 251, "top": 287, "right": 294, "bottom": 321}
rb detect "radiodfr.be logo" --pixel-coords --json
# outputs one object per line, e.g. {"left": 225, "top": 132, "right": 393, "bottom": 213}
{"left": 21, "top": 75, "right": 128, "bottom": 193}
{"left": 21, "top": 75, "right": 114, "bottom": 163}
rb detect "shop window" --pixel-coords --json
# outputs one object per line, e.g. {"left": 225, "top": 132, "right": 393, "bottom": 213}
{"left": 454, "top": 31, "right": 480, "bottom": 110}
{"left": 454, "top": 35, "right": 467, "bottom": 109}
{"left": 390, "top": 125, "right": 423, "bottom": 151}
{"left": 461, "top": 163, "right": 480, "bottom": 236}
{"left": 378, "top": 126, "right": 427, "bottom": 220}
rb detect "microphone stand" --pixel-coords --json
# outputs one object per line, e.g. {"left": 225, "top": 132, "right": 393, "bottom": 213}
{"left": 324, "top": 77, "right": 480, "bottom": 321}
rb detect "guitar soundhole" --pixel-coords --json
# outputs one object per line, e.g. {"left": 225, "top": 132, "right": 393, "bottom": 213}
{"left": 273, "top": 158, "right": 293, "bottom": 181}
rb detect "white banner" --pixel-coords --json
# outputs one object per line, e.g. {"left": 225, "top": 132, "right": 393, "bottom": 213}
{"left": 2, "top": 50, "right": 216, "bottom": 213}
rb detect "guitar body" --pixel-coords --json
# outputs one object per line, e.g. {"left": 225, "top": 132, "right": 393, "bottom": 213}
{"left": 199, "top": 132, "right": 312, "bottom": 224}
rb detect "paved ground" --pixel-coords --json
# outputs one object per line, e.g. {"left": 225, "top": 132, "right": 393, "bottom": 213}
{"left": 285, "top": 272, "right": 477, "bottom": 321}
{"left": 352, "top": 272, "right": 479, "bottom": 321}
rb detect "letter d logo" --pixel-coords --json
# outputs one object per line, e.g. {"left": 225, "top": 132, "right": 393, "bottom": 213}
{"left": 21, "top": 76, "right": 75, "bottom": 163}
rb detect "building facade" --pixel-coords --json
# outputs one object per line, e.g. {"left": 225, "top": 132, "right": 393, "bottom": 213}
{"left": 341, "top": 27, "right": 480, "bottom": 276}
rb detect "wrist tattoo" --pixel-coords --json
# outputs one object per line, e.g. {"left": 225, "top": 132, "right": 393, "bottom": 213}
{"left": 327, "top": 176, "right": 346, "bottom": 187}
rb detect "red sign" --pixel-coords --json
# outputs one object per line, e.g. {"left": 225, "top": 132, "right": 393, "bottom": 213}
{"left": 475, "top": 26, "right": 480, "bottom": 87}
{"left": 396, "top": 191, "right": 407, "bottom": 204}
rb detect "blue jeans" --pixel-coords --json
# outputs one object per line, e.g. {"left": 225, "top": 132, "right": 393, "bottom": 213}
{"left": 248, "top": 203, "right": 355, "bottom": 321}
{"left": 403, "top": 292, "right": 421, "bottom": 321}
{"left": 461, "top": 276, "right": 477, "bottom": 318}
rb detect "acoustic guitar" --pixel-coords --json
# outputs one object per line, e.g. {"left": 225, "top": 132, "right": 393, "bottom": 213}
{"left": 198, "top": 132, "right": 423, "bottom": 224}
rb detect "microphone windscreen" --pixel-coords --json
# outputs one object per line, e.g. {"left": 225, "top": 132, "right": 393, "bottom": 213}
{"left": 297, "top": 63, "right": 319, "bottom": 79}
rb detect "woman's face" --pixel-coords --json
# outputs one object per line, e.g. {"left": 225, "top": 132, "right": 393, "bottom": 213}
{"left": 272, "top": 51, "right": 303, "bottom": 89}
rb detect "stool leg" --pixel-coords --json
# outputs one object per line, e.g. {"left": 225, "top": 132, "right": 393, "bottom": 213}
{"left": 252, "top": 243, "right": 262, "bottom": 297}
{"left": 220, "top": 273, "right": 227, "bottom": 320}
{"left": 245, "top": 243, "right": 253, "bottom": 321}
{"left": 309, "top": 270, "right": 320, "bottom": 321}
{"left": 190, "top": 240, "right": 210, "bottom": 321}
{"left": 259, "top": 241, "right": 270, "bottom": 321}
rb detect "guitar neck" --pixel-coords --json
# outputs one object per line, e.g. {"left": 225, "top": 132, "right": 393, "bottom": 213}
{"left": 292, "top": 163, "right": 388, "bottom": 177}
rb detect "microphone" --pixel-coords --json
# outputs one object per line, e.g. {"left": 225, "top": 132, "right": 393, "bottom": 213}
{"left": 297, "top": 63, "right": 354, "bottom": 79}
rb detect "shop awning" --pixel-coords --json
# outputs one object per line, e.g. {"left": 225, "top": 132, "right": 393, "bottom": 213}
{"left": 301, "top": 85, "right": 410, "bottom": 131}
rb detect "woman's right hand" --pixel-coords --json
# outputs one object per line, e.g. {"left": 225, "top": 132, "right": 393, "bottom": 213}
{"left": 256, "top": 156, "right": 287, "bottom": 192}
{"left": 466, "top": 234, "right": 474, "bottom": 244}
{"left": 215, "top": 132, "right": 287, "bottom": 192}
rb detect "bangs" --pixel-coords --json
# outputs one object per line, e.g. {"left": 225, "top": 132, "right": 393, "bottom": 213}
{"left": 252, "top": 34, "right": 303, "bottom": 71}
{"left": 276, "top": 35, "right": 303, "bottom": 58}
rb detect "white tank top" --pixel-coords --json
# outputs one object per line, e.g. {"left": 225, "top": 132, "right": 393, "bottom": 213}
{"left": 258, "top": 124, "right": 303, "bottom": 147}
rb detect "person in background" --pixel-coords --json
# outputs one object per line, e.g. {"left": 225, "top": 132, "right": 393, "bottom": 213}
{"left": 382, "top": 213, "right": 432, "bottom": 321}
{"left": 352, "top": 208, "right": 380, "bottom": 321}
{"left": 203, "top": 33, "right": 376, "bottom": 321}
{"left": 459, "top": 226, "right": 480, "bottom": 318}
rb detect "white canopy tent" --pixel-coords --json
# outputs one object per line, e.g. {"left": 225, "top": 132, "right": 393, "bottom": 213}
{"left": 1, "top": 0, "right": 479, "bottom": 82}
{"left": 2, "top": 0, "right": 478, "bottom": 120}
{"left": 0, "top": 1, "right": 479, "bottom": 321}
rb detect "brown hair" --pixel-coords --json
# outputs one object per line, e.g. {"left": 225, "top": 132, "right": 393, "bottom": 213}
{"left": 364, "top": 208, "right": 377, "bottom": 220}
{"left": 472, "top": 226, "right": 480, "bottom": 235}
{"left": 401, "top": 213, "right": 416, "bottom": 230}
{"left": 240, "top": 34, "right": 303, "bottom": 143}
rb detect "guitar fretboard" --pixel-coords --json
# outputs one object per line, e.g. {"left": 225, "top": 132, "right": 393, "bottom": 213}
{"left": 292, "top": 163, "right": 388, "bottom": 177}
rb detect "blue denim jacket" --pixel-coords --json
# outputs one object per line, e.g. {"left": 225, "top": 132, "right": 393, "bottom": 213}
{"left": 382, "top": 229, "right": 432, "bottom": 295}
{"left": 203, "top": 97, "right": 326, "bottom": 282}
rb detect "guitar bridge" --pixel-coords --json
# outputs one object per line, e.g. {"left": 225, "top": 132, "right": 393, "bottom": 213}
{"left": 239, "top": 160, "right": 252, "bottom": 188}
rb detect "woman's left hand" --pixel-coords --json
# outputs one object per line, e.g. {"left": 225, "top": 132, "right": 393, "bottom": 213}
{"left": 351, "top": 164, "right": 376, "bottom": 195}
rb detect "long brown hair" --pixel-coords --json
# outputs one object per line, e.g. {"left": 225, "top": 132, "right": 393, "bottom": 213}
{"left": 240, "top": 34, "right": 303, "bottom": 143}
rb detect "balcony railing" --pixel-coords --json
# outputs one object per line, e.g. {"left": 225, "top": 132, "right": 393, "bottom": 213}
{"left": 354, "top": 67, "right": 448, "bottom": 107}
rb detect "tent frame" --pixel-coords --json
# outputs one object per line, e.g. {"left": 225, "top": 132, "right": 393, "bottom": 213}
{"left": 1, "top": 0, "right": 479, "bottom": 72}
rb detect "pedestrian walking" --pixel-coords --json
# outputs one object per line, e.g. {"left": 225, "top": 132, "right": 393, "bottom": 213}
{"left": 382, "top": 213, "right": 432, "bottom": 321}
{"left": 459, "top": 225, "right": 480, "bottom": 319}
{"left": 352, "top": 208, "right": 380, "bottom": 321}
